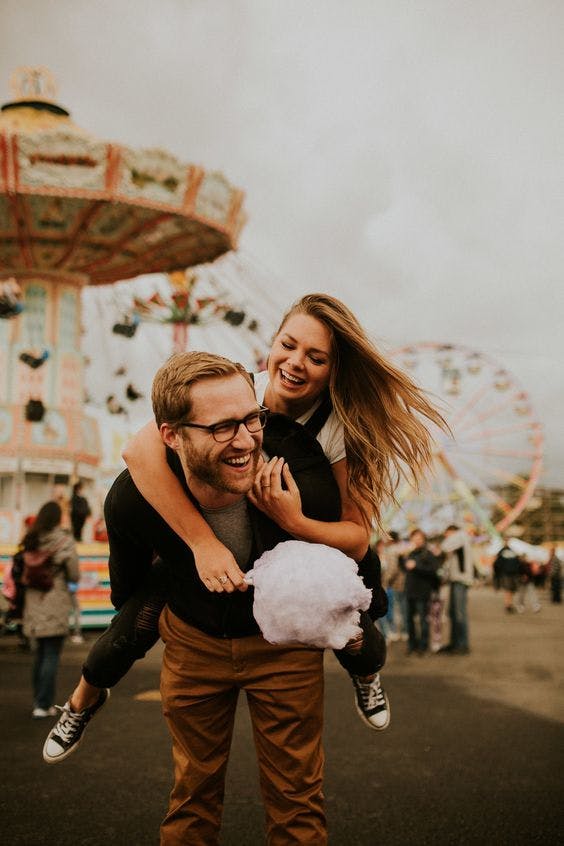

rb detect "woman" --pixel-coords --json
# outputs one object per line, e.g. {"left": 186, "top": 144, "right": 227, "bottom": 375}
{"left": 21, "top": 501, "right": 79, "bottom": 718}
{"left": 44, "top": 293, "right": 446, "bottom": 760}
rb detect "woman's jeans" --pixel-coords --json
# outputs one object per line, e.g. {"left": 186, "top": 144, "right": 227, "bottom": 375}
{"left": 83, "top": 583, "right": 386, "bottom": 690}
{"left": 33, "top": 635, "right": 65, "bottom": 709}
{"left": 83, "top": 578, "right": 167, "bottom": 688}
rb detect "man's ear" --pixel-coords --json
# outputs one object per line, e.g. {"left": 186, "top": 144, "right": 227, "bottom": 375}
{"left": 160, "top": 423, "right": 181, "bottom": 451}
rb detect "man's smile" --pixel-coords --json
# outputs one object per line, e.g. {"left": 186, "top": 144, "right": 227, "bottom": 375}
{"left": 223, "top": 452, "right": 254, "bottom": 469}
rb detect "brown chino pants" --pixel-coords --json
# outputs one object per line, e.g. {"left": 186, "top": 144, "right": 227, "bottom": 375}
{"left": 159, "top": 607, "right": 327, "bottom": 846}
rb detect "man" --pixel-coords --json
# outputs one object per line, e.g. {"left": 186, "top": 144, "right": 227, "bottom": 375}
{"left": 439, "top": 525, "right": 474, "bottom": 654}
{"left": 70, "top": 481, "right": 91, "bottom": 542}
{"left": 104, "top": 352, "right": 327, "bottom": 846}
{"left": 402, "top": 528, "right": 441, "bottom": 655}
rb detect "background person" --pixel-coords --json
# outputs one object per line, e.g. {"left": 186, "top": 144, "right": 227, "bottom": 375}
{"left": 439, "top": 524, "right": 474, "bottom": 654}
{"left": 402, "top": 529, "right": 442, "bottom": 655}
{"left": 21, "top": 501, "right": 79, "bottom": 718}
{"left": 547, "top": 546, "right": 562, "bottom": 603}
{"left": 492, "top": 541, "right": 522, "bottom": 614}
{"left": 515, "top": 558, "right": 542, "bottom": 614}
{"left": 70, "top": 481, "right": 92, "bottom": 542}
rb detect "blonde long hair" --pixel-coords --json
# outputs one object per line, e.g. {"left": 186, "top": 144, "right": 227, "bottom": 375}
{"left": 277, "top": 294, "right": 448, "bottom": 527}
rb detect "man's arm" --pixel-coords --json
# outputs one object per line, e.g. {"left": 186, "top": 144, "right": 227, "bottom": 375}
{"left": 104, "top": 469, "right": 189, "bottom": 609}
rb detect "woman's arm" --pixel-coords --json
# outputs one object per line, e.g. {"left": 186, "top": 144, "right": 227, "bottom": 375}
{"left": 122, "top": 421, "right": 246, "bottom": 592}
{"left": 248, "top": 456, "right": 369, "bottom": 561}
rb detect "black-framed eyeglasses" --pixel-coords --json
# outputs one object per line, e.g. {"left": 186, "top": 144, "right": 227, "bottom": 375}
{"left": 178, "top": 406, "right": 269, "bottom": 443}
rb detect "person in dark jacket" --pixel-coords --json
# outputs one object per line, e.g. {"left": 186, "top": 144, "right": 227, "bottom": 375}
{"left": 492, "top": 541, "right": 522, "bottom": 613}
{"left": 70, "top": 482, "right": 91, "bottom": 542}
{"left": 547, "top": 546, "right": 562, "bottom": 603}
{"left": 402, "top": 528, "right": 441, "bottom": 654}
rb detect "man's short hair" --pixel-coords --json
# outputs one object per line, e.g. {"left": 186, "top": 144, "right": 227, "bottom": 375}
{"left": 409, "top": 527, "right": 426, "bottom": 541}
{"left": 151, "top": 351, "right": 254, "bottom": 428}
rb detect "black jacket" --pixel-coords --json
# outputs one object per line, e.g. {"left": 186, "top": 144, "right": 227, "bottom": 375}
{"left": 402, "top": 547, "right": 441, "bottom": 600}
{"left": 104, "top": 461, "right": 288, "bottom": 638}
{"left": 103, "top": 410, "right": 385, "bottom": 637}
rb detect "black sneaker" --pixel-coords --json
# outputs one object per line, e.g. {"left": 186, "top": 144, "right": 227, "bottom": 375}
{"left": 352, "top": 673, "right": 391, "bottom": 731}
{"left": 42, "top": 689, "right": 110, "bottom": 764}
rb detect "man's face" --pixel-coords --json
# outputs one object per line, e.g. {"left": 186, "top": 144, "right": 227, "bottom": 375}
{"left": 171, "top": 374, "right": 263, "bottom": 503}
{"left": 411, "top": 530, "right": 426, "bottom": 549}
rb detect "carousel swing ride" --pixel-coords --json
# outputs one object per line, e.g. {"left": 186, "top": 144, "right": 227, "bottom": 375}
{"left": 0, "top": 66, "right": 247, "bottom": 540}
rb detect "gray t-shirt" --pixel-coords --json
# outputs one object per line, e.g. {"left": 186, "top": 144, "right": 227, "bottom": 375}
{"left": 200, "top": 498, "right": 253, "bottom": 569}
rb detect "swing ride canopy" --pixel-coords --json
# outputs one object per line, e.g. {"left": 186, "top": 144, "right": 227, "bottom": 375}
{"left": 0, "top": 68, "right": 247, "bottom": 538}
{"left": 0, "top": 68, "right": 246, "bottom": 283}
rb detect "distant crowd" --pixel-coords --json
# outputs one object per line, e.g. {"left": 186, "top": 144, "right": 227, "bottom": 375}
{"left": 374, "top": 527, "right": 562, "bottom": 657}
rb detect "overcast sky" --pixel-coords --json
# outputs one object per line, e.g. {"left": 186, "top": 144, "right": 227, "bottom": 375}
{"left": 1, "top": 0, "right": 563, "bottom": 486}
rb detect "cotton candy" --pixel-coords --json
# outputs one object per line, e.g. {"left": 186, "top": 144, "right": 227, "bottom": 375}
{"left": 244, "top": 540, "right": 372, "bottom": 649}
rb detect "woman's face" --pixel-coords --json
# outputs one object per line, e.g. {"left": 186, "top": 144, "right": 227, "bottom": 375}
{"left": 268, "top": 312, "right": 333, "bottom": 409}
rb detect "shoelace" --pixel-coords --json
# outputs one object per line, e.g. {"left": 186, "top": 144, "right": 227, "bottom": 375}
{"left": 357, "top": 677, "right": 385, "bottom": 710}
{"left": 52, "top": 705, "right": 85, "bottom": 743}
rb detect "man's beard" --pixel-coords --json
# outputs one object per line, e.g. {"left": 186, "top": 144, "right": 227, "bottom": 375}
{"left": 180, "top": 440, "right": 260, "bottom": 495}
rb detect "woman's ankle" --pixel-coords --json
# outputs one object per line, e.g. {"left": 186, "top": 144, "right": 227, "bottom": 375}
{"left": 70, "top": 683, "right": 101, "bottom": 712}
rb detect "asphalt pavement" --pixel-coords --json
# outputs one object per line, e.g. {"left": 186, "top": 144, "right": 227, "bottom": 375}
{"left": 1, "top": 587, "right": 562, "bottom": 845}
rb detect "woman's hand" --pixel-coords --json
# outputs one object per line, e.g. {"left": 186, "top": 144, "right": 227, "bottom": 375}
{"left": 248, "top": 456, "right": 303, "bottom": 533}
{"left": 192, "top": 537, "right": 248, "bottom": 593}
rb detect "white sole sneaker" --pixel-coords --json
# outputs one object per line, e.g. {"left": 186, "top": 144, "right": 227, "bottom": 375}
{"left": 42, "top": 688, "right": 110, "bottom": 764}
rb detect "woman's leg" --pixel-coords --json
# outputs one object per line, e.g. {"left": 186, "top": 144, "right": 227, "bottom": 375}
{"left": 333, "top": 612, "right": 386, "bottom": 677}
{"left": 43, "top": 569, "right": 169, "bottom": 764}
{"left": 32, "top": 639, "right": 43, "bottom": 705}
{"left": 72, "top": 582, "right": 167, "bottom": 710}
{"left": 333, "top": 612, "right": 390, "bottom": 730}
{"left": 34, "top": 636, "right": 65, "bottom": 710}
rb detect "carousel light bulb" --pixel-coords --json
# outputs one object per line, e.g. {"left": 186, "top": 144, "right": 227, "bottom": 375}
{"left": 466, "top": 352, "right": 482, "bottom": 375}
{"left": 514, "top": 391, "right": 530, "bottom": 416}
{"left": 494, "top": 369, "right": 511, "bottom": 391}
{"left": 402, "top": 347, "right": 417, "bottom": 369}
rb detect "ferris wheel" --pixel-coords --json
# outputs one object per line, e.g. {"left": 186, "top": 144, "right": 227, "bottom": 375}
{"left": 383, "top": 342, "right": 544, "bottom": 539}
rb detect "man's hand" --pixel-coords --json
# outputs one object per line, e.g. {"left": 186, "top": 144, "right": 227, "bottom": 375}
{"left": 405, "top": 558, "right": 416, "bottom": 571}
{"left": 248, "top": 456, "right": 303, "bottom": 533}
{"left": 192, "top": 537, "right": 248, "bottom": 593}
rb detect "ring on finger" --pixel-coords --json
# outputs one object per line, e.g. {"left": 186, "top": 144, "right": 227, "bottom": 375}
{"left": 218, "top": 575, "right": 229, "bottom": 584}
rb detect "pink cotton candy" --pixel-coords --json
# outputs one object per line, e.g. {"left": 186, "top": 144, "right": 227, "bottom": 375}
{"left": 244, "top": 540, "right": 372, "bottom": 649}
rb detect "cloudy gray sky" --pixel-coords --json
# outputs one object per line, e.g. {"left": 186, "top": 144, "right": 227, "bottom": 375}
{"left": 1, "top": 0, "right": 563, "bottom": 486}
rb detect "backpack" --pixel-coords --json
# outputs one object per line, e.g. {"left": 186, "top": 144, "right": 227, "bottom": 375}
{"left": 21, "top": 548, "right": 55, "bottom": 592}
